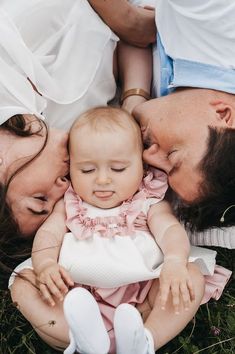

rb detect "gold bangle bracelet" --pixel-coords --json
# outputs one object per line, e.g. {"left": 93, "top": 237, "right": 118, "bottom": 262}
{"left": 120, "top": 88, "right": 151, "bottom": 105}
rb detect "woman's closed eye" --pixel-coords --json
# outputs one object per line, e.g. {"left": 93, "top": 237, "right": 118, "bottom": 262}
{"left": 27, "top": 195, "right": 49, "bottom": 215}
{"left": 27, "top": 208, "right": 49, "bottom": 215}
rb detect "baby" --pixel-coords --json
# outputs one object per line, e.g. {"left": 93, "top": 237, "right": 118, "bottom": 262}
{"left": 32, "top": 107, "right": 200, "bottom": 354}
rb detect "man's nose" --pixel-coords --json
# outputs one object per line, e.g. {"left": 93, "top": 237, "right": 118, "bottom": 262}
{"left": 143, "top": 145, "right": 172, "bottom": 173}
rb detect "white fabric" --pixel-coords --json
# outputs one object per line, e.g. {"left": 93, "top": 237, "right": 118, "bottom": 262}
{"left": 58, "top": 201, "right": 216, "bottom": 288}
{"left": 114, "top": 304, "right": 155, "bottom": 354}
{"left": 156, "top": 0, "right": 235, "bottom": 69}
{"left": 188, "top": 227, "right": 235, "bottom": 250}
{"left": 129, "top": 0, "right": 156, "bottom": 6}
{"left": 63, "top": 288, "right": 110, "bottom": 354}
{"left": 0, "top": 0, "right": 118, "bottom": 130}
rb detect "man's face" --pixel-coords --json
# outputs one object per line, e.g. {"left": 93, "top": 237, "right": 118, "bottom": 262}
{"left": 133, "top": 93, "right": 211, "bottom": 202}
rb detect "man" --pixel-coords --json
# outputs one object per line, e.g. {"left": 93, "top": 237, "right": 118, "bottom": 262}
{"left": 89, "top": 0, "right": 235, "bottom": 231}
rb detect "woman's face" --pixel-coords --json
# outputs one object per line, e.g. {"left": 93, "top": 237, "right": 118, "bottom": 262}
{"left": 2, "top": 120, "right": 70, "bottom": 236}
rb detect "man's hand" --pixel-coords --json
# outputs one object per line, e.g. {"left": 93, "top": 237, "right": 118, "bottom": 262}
{"left": 88, "top": 0, "right": 156, "bottom": 47}
{"left": 120, "top": 6, "right": 156, "bottom": 48}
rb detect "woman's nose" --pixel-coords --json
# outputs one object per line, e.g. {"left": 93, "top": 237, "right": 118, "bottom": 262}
{"left": 55, "top": 176, "right": 70, "bottom": 190}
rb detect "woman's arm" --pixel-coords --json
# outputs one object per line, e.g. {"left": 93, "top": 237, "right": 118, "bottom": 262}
{"left": 118, "top": 41, "right": 153, "bottom": 113}
{"left": 88, "top": 0, "right": 156, "bottom": 47}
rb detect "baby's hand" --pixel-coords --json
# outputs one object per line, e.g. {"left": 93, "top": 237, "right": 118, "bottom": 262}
{"left": 159, "top": 258, "right": 195, "bottom": 314}
{"left": 37, "top": 263, "right": 74, "bottom": 306}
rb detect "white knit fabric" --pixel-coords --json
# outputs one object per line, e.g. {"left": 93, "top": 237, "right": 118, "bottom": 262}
{"left": 188, "top": 227, "right": 235, "bottom": 249}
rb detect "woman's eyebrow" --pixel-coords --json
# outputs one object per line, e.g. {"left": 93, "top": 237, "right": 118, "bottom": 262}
{"left": 27, "top": 208, "right": 49, "bottom": 216}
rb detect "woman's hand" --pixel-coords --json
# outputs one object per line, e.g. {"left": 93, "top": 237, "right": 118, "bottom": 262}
{"left": 122, "top": 95, "right": 148, "bottom": 114}
{"left": 37, "top": 263, "right": 74, "bottom": 306}
{"left": 159, "top": 259, "right": 195, "bottom": 314}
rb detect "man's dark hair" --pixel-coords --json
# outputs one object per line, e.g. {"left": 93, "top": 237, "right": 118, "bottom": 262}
{"left": 179, "top": 127, "right": 235, "bottom": 231}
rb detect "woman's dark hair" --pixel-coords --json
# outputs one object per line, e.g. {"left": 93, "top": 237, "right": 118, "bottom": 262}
{"left": 178, "top": 126, "right": 235, "bottom": 231}
{"left": 0, "top": 114, "right": 48, "bottom": 288}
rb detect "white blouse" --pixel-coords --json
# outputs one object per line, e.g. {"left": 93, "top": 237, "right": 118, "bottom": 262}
{"left": 0, "top": 0, "right": 118, "bottom": 130}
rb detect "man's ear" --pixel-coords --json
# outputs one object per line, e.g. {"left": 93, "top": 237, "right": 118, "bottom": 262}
{"left": 211, "top": 100, "right": 234, "bottom": 127}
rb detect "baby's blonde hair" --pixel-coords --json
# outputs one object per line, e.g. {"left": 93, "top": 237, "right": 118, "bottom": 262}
{"left": 70, "top": 106, "right": 143, "bottom": 152}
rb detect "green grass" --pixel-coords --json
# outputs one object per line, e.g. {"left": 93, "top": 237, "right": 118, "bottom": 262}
{"left": 0, "top": 248, "right": 234, "bottom": 354}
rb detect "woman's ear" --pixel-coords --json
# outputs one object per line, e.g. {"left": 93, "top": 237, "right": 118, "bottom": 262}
{"left": 211, "top": 100, "right": 234, "bottom": 127}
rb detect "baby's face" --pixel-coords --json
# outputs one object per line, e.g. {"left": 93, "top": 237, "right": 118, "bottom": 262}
{"left": 69, "top": 126, "right": 143, "bottom": 209}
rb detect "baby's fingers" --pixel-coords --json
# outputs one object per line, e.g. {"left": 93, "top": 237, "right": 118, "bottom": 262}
{"left": 187, "top": 278, "right": 195, "bottom": 301}
{"left": 39, "top": 283, "right": 55, "bottom": 307}
{"left": 50, "top": 273, "right": 68, "bottom": 300}
{"left": 179, "top": 283, "right": 191, "bottom": 311}
{"left": 160, "top": 282, "right": 170, "bottom": 310}
{"left": 60, "top": 267, "right": 74, "bottom": 288}
{"left": 171, "top": 283, "right": 180, "bottom": 314}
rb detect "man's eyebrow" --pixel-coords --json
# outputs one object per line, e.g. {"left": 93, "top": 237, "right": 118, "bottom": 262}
{"left": 27, "top": 208, "right": 49, "bottom": 216}
{"left": 143, "top": 133, "right": 152, "bottom": 150}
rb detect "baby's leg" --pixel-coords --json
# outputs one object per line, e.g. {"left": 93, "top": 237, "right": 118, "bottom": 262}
{"left": 63, "top": 288, "right": 110, "bottom": 354}
{"left": 137, "top": 263, "right": 205, "bottom": 350}
{"left": 10, "top": 269, "right": 69, "bottom": 350}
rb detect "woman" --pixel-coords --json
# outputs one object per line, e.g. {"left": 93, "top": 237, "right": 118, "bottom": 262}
{"left": 0, "top": 0, "right": 119, "bottom": 284}
{"left": 0, "top": 0, "right": 231, "bottom": 353}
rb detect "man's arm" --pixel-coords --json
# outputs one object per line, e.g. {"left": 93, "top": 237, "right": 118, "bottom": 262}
{"left": 88, "top": 0, "right": 156, "bottom": 47}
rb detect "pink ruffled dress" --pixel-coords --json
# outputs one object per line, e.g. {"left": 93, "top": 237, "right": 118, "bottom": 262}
{"left": 58, "top": 168, "right": 231, "bottom": 351}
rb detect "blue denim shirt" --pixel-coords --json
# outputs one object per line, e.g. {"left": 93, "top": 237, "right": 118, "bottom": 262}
{"left": 156, "top": 33, "right": 235, "bottom": 97}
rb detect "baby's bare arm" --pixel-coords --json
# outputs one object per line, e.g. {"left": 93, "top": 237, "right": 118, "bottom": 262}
{"left": 32, "top": 200, "right": 73, "bottom": 306}
{"left": 148, "top": 201, "right": 194, "bottom": 313}
{"left": 32, "top": 199, "right": 67, "bottom": 273}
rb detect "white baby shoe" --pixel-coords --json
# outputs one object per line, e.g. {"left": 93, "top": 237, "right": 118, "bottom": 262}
{"left": 63, "top": 287, "right": 110, "bottom": 354}
{"left": 114, "top": 303, "right": 155, "bottom": 354}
